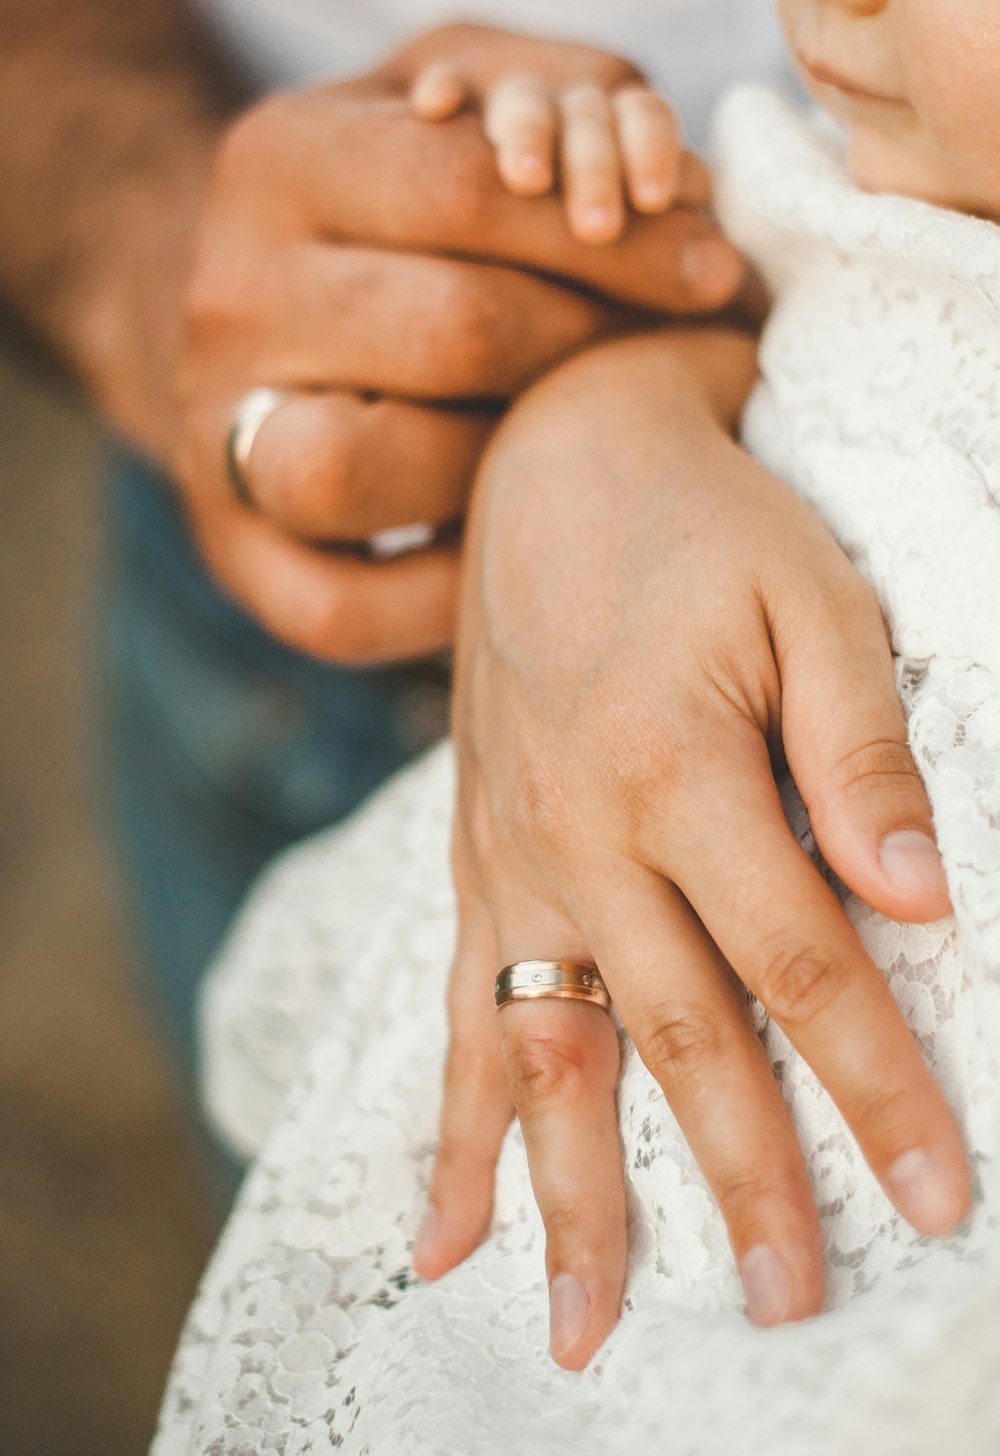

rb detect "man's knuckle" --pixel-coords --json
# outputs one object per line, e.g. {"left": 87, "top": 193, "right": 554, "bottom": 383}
{"left": 432, "top": 125, "right": 499, "bottom": 230}
{"left": 216, "top": 96, "right": 287, "bottom": 182}
{"left": 637, "top": 1005, "right": 723, "bottom": 1090}
{"left": 757, "top": 938, "right": 849, "bottom": 1026}
{"left": 508, "top": 1033, "right": 589, "bottom": 1108}
{"left": 435, "top": 276, "right": 501, "bottom": 380}
{"left": 312, "top": 584, "right": 373, "bottom": 662}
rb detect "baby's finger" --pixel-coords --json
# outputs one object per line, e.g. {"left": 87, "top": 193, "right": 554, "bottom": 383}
{"left": 559, "top": 84, "right": 626, "bottom": 244}
{"left": 411, "top": 61, "right": 470, "bottom": 121}
{"left": 613, "top": 85, "right": 681, "bottom": 213}
{"left": 484, "top": 74, "right": 557, "bottom": 196}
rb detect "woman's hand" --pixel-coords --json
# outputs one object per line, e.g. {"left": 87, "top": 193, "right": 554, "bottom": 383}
{"left": 412, "top": 329, "right": 970, "bottom": 1369}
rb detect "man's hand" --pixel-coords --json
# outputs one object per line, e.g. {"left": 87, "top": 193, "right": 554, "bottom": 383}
{"left": 175, "top": 26, "right": 743, "bottom": 663}
{"left": 412, "top": 329, "right": 969, "bottom": 1369}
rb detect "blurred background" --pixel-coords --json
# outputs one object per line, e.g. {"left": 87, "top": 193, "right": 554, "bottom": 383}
{"left": 0, "top": 346, "right": 217, "bottom": 1456}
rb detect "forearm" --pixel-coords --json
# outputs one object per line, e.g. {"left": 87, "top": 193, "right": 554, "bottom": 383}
{"left": 0, "top": 0, "right": 240, "bottom": 459}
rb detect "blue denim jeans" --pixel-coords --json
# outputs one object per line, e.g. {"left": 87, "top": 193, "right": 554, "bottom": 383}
{"left": 103, "top": 450, "right": 449, "bottom": 1085}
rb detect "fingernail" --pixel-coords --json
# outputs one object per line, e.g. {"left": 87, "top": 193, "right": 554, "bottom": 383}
{"left": 879, "top": 830, "right": 950, "bottom": 899}
{"left": 580, "top": 204, "right": 616, "bottom": 236}
{"left": 548, "top": 1273, "right": 590, "bottom": 1359}
{"left": 635, "top": 180, "right": 671, "bottom": 210}
{"left": 413, "top": 1205, "right": 439, "bottom": 1268}
{"left": 740, "top": 1245, "right": 793, "bottom": 1327}
{"left": 682, "top": 236, "right": 741, "bottom": 294}
{"left": 510, "top": 151, "right": 549, "bottom": 185}
{"left": 887, "top": 1149, "right": 964, "bottom": 1235}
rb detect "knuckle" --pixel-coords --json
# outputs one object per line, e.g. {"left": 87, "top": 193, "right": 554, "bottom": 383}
{"left": 756, "top": 937, "right": 849, "bottom": 1027}
{"left": 430, "top": 121, "right": 501, "bottom": 231}
{"left": 830, "top": 736, "right": 922, "bottom": 798}
{"left": 595, "top": 710, "right": 686, "bottom": 844}
{"left": 542, "top": 1200, "right": 589, "bottom": 1252}
{"left": 293, "top": 408, "right": 360, "bottom": 529}
{"left": 851, "top": 1079, "right": 915, "bottom": 1147}
{"left": 182, "top": 254, "right": 255, "bottom": 340}
{"left": 636, "top": 1005, "right": 724, "bottom": 1091}
{"left": 713, "top": 1165, "right": 781, "bottom": 1219}
{"left": 214, "top": 95, "right": 288, "bottom": 184}
{"left": 507, "top": 1033, "right": 589, "bottom": 1109}
{"left": 310, "top": 581, "right": 374, "bottom": 663}
{"left": 435, "top": 274, "right": 499, "bottom": 381}
{"left": 505, "top": 758, "right": 574, "bottom": 857}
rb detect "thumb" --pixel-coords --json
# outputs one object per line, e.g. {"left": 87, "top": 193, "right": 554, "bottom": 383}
{"left": 779, "top": 589, "right": 951, "bottom": 924}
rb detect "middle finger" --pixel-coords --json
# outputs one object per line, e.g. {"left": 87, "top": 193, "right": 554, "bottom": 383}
{"left": 571, "top": 865, "right": 825, "bottom": 1326}
{"left": 229, "top": 389, "right": 496, "bottom": 541}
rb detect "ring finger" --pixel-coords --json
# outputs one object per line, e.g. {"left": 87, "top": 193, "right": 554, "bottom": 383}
{"left": 224, "top": 389, "right": 496, "bottom": 541}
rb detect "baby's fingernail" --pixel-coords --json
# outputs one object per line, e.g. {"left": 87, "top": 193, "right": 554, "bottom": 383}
{"left": 887, "top": 1149, "right": 965, "bottom": 1235}
{"left": 508, "top": 151, "right": 549, "bottom": 185}
{"left": 740, "top": 1245, "right": 792, "bottom": 1327}
{"left": 682, "top": 236, "right": 741, "bottom": 295}
{"left": 413, "top": 1205, "right": 439, "bottom": 1268}
{"left": 635, "top": 179, "right": 671, "bottom": 210}
{"left": 548, "top": 1273, "right": 590, "bottom": 1359}
{"left": 879, "top": 830, "right": 950, "bottom": 899}
{"left": 578, "top": 204, "right": 619, "bottom": 239}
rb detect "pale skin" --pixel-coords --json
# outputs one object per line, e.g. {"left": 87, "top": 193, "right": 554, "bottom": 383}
{"left": 413, "top": 0, "right": 996, "bottom": 1370}
{"left": 0, "top": 0, "right": 975, "bottom": 1376}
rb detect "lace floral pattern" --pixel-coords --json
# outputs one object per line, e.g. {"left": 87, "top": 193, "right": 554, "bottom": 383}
{"left": 155, "top": 88, "right": 1000, "bottom": 1455}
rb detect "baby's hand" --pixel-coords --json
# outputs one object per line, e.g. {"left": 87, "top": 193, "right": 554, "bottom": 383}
{"left": 411, "top": 62, "right": 682, "bottom": 244}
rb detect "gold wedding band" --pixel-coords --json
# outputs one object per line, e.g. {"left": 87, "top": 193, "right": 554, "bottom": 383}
{"left": 494, "top": 960, "right": 612, "bottom": 1013}
{"left": 225, "top": 387, "right": 293, "bottom": 507}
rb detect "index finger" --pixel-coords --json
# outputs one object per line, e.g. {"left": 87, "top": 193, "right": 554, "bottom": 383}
{"left": 655, "top": 745, "right": 971, "bottom": 1237}
{"left": 280, "top": 94, "right": 743, "bottom": 314}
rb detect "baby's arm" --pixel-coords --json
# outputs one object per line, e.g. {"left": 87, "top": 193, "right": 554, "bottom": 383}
{"left": 412, "top": 61, "right": 684, "bottom": 244}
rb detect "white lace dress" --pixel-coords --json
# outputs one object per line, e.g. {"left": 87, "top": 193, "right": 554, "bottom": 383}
{"left": 153, "top": 88, "right": 1000, "bottom": 1456}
